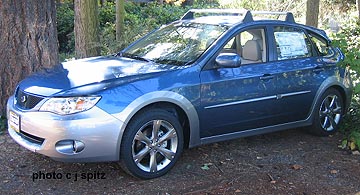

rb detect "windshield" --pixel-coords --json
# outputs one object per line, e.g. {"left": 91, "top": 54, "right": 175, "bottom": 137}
{"left": 123, "top": 22, "right": 228, "bottom": 66}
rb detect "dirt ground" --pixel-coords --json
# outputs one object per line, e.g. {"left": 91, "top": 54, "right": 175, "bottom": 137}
{"left": 0, "top": 128, "right": 359, "bottom": 195}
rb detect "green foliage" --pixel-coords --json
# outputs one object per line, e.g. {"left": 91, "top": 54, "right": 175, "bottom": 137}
{"left": 126, "top": 2, "right": 186, "bottom": 28}
{"left": 218, "top": 0, "right": 266, "bottom": 10}
{"left": 57, "top": 1, "right": 189, "bottom": 57}
{"left": 331, "top": 17, "right": 360, "bottom": 152}
{"left": 57, "top": 1, "right": 75, "bottom": 54}
{"left": 120, "top": 2, "right": 187, "bottom": 45}
{"left": 331, "top": 18, "right": 360, "bottom": 94}
{"left": 193, "top": 0, "right": 219, "bottom": 8}
{"left": 350, "top": 130, "right": 360, "bottom": 149}
{"left": 341, "top": 96, "right": 360, "bottom": 151}
{"left": 99, "top": 1, "right": 116, "bottom": 27}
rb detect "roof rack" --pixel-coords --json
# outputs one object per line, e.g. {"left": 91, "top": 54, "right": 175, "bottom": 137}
{"left": 251, "top": 11, "right": 295, "bottom": 23}
{"left": 180, "top": 9, "right": 295, "bottom": 23}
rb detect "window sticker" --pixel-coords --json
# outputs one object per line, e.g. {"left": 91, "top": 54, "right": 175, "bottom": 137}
{"left": 274, "top": 32, "right": 308, "bottom": 59}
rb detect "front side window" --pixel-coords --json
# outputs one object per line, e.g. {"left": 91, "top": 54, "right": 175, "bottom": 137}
{"left": 274, "top": 26, "right": 313, "bottom": 60}
{"left": 123, "top": 22, "right": 228, "bottom": 66}
{"left": 220, "top": 28, "right": 266, "bottom": 64}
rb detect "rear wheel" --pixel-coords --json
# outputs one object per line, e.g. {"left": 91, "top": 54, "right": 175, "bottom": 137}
{"left": 310, "top": 88, "right": 344, "bottom": 136}
{"left": 120, "top": 109, "right": 183, "bottom": 179}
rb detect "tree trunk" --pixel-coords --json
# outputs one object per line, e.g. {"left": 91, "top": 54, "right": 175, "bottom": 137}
{"left": 357, "top": 0, "right": 360, "bottom": 21}
{"left": 116, "top": 0, "right": 126, "bottom": 42}
{"left": 0, "top": 0, "right": 59, "bottom": 116}
{"left": 74, "top": 0, "right": 100, "bottom": 58}
{"left": 305, "top": 0, "right": 320, "bottom": 27}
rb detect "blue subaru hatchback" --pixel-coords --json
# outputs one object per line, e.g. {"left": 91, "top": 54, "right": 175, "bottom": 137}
{"left": 7, "top": 9, "right": 352, "bottom": 179}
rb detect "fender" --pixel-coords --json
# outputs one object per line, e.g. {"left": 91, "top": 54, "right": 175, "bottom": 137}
{"left": 112, "top": 91, "right": 201, "bottom": 158}
{"left": 307, "top": 75, "right": 352, "bottom": 122}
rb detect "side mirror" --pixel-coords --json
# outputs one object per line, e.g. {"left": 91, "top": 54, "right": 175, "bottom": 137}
{"left": 215, "top": 53, "right": 241, "bottom": 68}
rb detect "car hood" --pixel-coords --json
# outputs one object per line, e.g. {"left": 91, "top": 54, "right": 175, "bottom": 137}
{"left": 19, "top": 56, "right": 179, "bottom": 96}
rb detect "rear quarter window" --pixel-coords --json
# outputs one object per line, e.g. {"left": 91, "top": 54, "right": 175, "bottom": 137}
{"left": 309, "top": 33, "right": 334, "bottom": 57}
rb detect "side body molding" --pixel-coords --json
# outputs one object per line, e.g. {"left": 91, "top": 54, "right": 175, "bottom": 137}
{"left": 113, "top": 91, "right": 201, "bottom": 153}
{"left": 199, "top": 75, "right": 352, "bottom": 146}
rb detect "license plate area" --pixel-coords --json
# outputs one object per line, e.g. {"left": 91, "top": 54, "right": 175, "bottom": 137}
{"left": 9, "top": 111, "right": 20, "bottom": 133}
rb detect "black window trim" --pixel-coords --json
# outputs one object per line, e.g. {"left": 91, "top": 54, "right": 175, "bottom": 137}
{"left": 202, "top": 25, "right": 269, "bottom": 70}
{"left": 269, "top": 24, "right": 317, "bottom": 62}
{"left": 307, "top": 31, "right": 336, "bottom": 58}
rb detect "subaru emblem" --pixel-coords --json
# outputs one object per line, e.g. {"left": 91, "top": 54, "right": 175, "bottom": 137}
{"left": 20, "top": 95, "right": 27, "bottom": 103}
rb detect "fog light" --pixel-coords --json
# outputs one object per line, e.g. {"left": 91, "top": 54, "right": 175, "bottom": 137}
{"left": 55, "top": 140, "right": 85, "bottom": 155}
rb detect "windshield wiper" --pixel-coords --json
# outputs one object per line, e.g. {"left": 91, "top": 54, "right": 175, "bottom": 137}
{"left": 120, "top": 52, "right": 153, "bottom": 63}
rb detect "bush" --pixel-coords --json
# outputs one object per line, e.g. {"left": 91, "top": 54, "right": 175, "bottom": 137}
{"left": 57, "top": 1, "right": 75, "bottom": 54}
{"left": 57, "top": 2, "right": 189, "bottom": 57}
{"left": 99, "top": 1, "right": 116, "bottom": 27}
{"left": 340, "top": 96, "right": 360, "bottom": 151}
{"left": 330, "top": 18, "right": 360, "bottom": 151}
{"left": 331, "top": 18, "right": 360, "bottom": 93}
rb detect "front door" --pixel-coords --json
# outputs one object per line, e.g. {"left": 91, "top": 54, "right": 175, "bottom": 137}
{"left": 199, "top": 27, "right": 282, "bottom": 138}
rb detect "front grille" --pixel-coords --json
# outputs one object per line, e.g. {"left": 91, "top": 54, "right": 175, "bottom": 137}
{"left": 15, "top": 89, "right": 44, "bottom": 110}
{"left": 18, "top": 130, "right": 45, "bottom": 145}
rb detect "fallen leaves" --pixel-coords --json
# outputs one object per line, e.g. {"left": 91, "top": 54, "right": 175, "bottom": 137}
{"left": 350, "top": 141, "right": 357, "bottom": 151}
{"left": 291, "top": 164, "right": 303, "bottom": 170}
{"left": 339, "top": 139, "right": 348, "bottom": 149}
{"left": 267, "top": 173, "right": 276, "bottom": 184}
{"left": 330, "top": 170, "right": 338, "bottom": 174}
{"left": 339, "top": 139, "right": 360, "bottom": 154}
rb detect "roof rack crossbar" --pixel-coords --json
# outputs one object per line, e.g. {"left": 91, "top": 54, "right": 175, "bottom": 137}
{"left": 180, "top": 9, "right": 295, "bottom": 23}
{"left": 181, "top": 9, "right": 248, "bottom": 20}
{"left": 251, "top": 11, "right": 295, "bottom": 23}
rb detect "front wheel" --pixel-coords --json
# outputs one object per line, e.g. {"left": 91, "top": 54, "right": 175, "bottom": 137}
{"left": 120, "top": 109, "right": 184, "bottom": 179}
{"left": 310, "top": 88, "right": 344, "bottom": 136}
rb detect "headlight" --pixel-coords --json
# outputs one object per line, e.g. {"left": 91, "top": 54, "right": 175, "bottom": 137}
{"left": 39, "top": 96, "right": 101, "bottom": 115}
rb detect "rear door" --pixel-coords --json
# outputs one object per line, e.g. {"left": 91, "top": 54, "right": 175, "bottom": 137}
{"left": 269, "top": 25, "right": 326, "bottom": 122}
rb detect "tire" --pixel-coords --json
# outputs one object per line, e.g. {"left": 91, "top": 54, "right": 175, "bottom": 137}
{"left": 120, "top": 109, "right": 184, "bottom": 179}
{"left": 310, "top": 88, "right": 344, "bottom": 136}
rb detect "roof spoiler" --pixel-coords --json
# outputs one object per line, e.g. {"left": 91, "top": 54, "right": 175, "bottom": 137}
{"left": 181, "top": 9, "right": 295, "bottom": 23}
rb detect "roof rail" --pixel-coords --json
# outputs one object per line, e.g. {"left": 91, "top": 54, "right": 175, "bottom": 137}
{"left": 180, "top": 9, "right": 295, "bottom": 23}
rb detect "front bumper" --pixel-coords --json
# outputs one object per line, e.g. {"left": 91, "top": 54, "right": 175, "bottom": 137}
{"left": 6, "top": 96, "right": 125, "bottom": 162}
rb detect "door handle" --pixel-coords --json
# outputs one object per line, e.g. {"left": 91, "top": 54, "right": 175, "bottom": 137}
{"left": 260, "top": 74, "right": 274, "bottom": 80}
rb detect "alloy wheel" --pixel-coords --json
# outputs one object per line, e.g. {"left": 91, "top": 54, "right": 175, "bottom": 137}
{"left": 319, "top": 94, "right": 342, "bottom": 131}
{"left": 131, "top": 120, "right": 178, "bottom": 173}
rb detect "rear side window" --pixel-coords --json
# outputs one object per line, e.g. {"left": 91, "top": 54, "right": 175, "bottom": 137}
{"left": 309, "top": 33, "right": 334, "bottom": 57}
{"left": 273, "top": 26, "right": 313, "bottom": 60}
